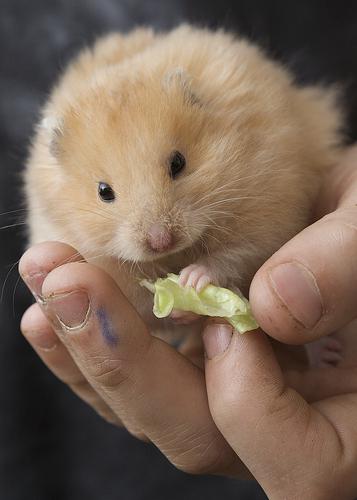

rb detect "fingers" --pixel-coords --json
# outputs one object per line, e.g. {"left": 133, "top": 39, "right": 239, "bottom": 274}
{"left": 19, "top": 243, "right": 122, "bottom": 426}
{"left": 21, "top": 303, "right": 121, "bottom": 426}
{"left": 250, "top": 205, "right": 357, "bottom": 344}
{"left": 20, "top": 242, "right": 244, "bottom": 476}
{"left": 203, "top": 323, "right": 351, "bottom": 498}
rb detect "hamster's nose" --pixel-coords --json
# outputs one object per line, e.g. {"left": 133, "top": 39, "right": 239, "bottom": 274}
{"left": 146, "top": 224, "right": 173, "bottom": 253}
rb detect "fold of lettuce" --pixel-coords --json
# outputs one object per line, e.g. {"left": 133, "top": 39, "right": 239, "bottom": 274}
{"left": 140, "top": 273, "right": 259, "bottom": 334}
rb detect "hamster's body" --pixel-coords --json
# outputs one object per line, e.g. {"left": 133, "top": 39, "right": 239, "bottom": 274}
{"left": 25, "top": 25, "right": 342, "bottom": 335}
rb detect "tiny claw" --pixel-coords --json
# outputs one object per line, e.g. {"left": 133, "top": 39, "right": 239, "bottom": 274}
{"left": 179, "top": 264, "right": 216, "bottom": 292}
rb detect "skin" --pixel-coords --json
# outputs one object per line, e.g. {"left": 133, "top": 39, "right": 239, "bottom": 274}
{"left": 19, "top": 146, "right": 357, "bottom": 498}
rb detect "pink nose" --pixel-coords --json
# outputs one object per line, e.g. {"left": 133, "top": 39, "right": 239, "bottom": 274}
{"left": 146, "top": 224, "right": 173, "bottom": 253}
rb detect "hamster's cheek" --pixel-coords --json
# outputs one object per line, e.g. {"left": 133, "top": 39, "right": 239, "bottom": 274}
{"left": 109, "top": 223, "right": 146, "bottom": 262}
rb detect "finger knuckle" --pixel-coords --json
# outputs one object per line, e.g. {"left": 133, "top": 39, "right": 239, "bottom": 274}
{"left": 86, "top": 355, "right": 130, "bottom": 389}
{"left": 172, "top": 437, "right": 231, "bottom": 475}
{"left": 263, "top": 387, "right": 301, "bottom": 425}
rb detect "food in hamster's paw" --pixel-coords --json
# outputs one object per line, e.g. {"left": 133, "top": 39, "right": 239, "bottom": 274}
{"left": 179, "top": 264, "right": 218, "bottom": 293}
{"left": 141, "top": 273, "right": 259, "bottom": 334}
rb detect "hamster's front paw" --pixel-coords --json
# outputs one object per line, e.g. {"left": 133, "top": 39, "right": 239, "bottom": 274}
{"left": 179, "top": 263, "right": 218, "bottom": 293}
{"left": 306, "top": 335, "right": 343, "bottom": 367}
{"left": 168, "top": 263, "right": 218, "bottom": 324}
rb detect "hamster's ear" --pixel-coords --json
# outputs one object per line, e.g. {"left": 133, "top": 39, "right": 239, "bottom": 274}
{"left": 162, "top": 68, "right": 201, "bottom": 107}
{"left": 39, "top": 116, "right": 64, "bottom": 158}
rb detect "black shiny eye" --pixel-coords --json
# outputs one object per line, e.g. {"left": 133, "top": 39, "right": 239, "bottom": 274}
{"left": 169, "top": 151, "right": 186, "bottom": 179}
{"left": 98, "top": 182, "right": 116, "bottom": 202}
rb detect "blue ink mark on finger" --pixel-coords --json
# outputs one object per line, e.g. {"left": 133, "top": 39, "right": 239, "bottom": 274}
{"left": 96, "top": 307, "right": 118, "bottom": 347}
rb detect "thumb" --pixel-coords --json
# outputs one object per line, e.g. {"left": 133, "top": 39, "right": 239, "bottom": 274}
{"left": 249, "top": 205, "right": 357, "bottom": 344}
{"left": 203, "top": 323, "right": 335, "bottom": 498}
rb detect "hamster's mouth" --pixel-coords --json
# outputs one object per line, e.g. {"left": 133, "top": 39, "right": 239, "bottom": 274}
{"left": 140, "top": 239, "right": 193, "bottom": 262}
{"left": 139, "top": 224, "right": 197, "bottom": 262}
{"left": 114, "top": 223, "right": 204, "bottom": 264}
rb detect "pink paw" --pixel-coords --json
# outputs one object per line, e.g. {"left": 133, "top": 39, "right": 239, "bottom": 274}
{"left": 169, "top": 309, "right": 201, "bottom": 325}
{"left": 179, "top": 264, "right": 217, "bottom": 293}
{"left": 306, "top": 336, "right": 343, "bottom": 368}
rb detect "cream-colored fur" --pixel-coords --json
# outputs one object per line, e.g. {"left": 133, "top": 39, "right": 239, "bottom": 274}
{"left": 25, "top": 25, "right": 343, "bottom": 332}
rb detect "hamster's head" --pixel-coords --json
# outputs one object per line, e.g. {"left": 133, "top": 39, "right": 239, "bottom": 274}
{"left": 39, "top": 65, "right": 328, "bottom": 272}
{"left": 42, "top": 69, "right": 258, "bottom": 264}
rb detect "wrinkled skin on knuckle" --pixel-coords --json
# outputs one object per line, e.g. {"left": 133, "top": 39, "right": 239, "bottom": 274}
{"left": 172, "top": 444, "right": 238, "bottom": 476}
{"left": 85, "top": 354, "right": 131, "bottom": 389}
{"left": 262, "top": 387, "right": 302, "bottom": 424}
{"left": 160, "top": 423, "right": 237, "bottom": 476}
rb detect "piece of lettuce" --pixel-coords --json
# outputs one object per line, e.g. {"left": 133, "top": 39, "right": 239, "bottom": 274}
{"left": 141, "top": 273, "right": 258, "bottom": 334}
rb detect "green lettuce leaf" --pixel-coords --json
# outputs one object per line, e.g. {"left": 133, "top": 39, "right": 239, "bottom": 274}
{"left": 141, "top": 273, "right": 259, "bottom": 334}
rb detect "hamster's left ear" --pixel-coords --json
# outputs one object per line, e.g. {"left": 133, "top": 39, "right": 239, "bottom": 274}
{"left": 39, "top": 116, "right": 64, "bottom": 158}
{"left": 162, "top": 68, "right": 201, "bottom": 107}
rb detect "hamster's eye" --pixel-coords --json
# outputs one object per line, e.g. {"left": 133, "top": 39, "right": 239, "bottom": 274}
{"left": 169, "top": 151, "right": 186, "bottom": 179}
{"left": 98, "top": 182, "right": 116, "bottom": 202}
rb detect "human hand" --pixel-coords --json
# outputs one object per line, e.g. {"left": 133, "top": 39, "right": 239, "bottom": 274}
{"left": 19, "top": 145, "right": 357, "bottom": 497}
{"left": 18, "top": 241, "right": 245, "bottom": 476}
{"left": 19, "top": 241, "right": 357, "bottom": 499}
{"left": 198, "top": 144, "right": 357, "bottom": 498}
{"left": 203, "top": 323, "right": 357, "bottom": 499}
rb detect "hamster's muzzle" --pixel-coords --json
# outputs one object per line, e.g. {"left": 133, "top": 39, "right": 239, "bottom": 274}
{"left": 146, "top": 224, "right": 174, "bottom": 253}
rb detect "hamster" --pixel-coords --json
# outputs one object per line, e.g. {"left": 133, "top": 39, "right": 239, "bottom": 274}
{"left": 25, "top": 25, "right": 342, "bottom": 337}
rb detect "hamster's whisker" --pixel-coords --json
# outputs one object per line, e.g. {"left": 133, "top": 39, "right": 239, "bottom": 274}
{"left": 191, "top": 171, "right": 278, "bottom": 202}
{"left": 76, "top": 208, "right": 113, "bottom": 222}
{"left": 203, "top": 208, "right": 241, "bottom": 218}
{"left": 202, "top": 216, "right": 235, "bottom": 238}
{"left": 203, "top": 209, "right": 252, "bottom": 225}
{"left": 0, "top": 222, "right": 27, "bottom": 231}
{"left": 197, "top": 234, "right": 211, "bottom": 258}
{"left": 189, "top": 185, "right": 241, "bottom": 209}
{"left": 204, "top": 232, "right": 228, "bottom": 252}
{"left": 198, "top": 195, "right": 270, "bottom": 210}
{"left": 1, "top": 258, "right": 21, "bottom": 304}
{"left": 232, "top": 167, "right": 288, "bottom": 184}
{"left": 135, "top": 260, "right": 149, "bottom": 279}
{"left": 129, "top": 259, "right": 138, "bottom": 276}
{"left": 190, "top": 191, "right": 267, "bottom": 211}
{"left": 12, "top": 272, "right": 23, "bottom": 317}
{"left": 189, "top": 166, "right": 290, "bottom": 210}
{"left": 54, "top": 251, "right": 84, "bottom": 269}
{"left": 0, "top": 208, "right": 27, "bottom": 217}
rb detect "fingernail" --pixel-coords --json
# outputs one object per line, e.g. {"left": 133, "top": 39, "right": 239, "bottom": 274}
{"left": 203, "top": 323, "right": 233, "bottom": 359}
{"left": 269, "top": 262, "right": 323, "bottom": 329}
{"left": 46, "top": 291, "right": 91, "bottom": 330}
{"left": 23, "top": 272, "right": 47, "bottom": 304}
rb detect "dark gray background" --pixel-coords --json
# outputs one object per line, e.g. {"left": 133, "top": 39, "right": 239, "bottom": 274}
{"left": 1, "top": 1, "right": 357, "bottom": 499}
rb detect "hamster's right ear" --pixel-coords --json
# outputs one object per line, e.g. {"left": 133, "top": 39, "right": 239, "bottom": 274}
{"left": 39, "top": 116, "right": 64, "bottom": 158}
